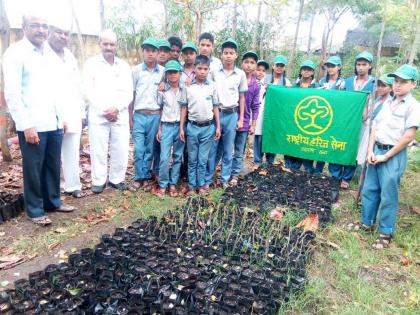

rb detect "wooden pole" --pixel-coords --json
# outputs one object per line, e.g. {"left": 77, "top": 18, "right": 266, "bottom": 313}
{"left": 0, "top": 0, "right": 12, "bottom": 161}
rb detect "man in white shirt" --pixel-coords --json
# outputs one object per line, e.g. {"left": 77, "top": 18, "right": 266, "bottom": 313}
{"left": 48, "top": 21, "right": 85, "bottom": 198}
{"left": 83, "top": 30, "right": 133, "bottom": 193}
{"left": 3, "top": 14, "right": 75, "bottom": 226}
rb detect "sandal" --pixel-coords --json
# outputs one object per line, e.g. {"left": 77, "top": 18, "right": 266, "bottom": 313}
{"left": 340, "top": 180, "right": 350, "bottom": 189}
{"left": 168, "top": 186, "right": 179, "bottom": 197}
{"left": 372, "top": 234, "right": 392, "bottom": 250}
{"left": 129, "top": 181, "right": 143, "bottom": 191}
{"left": 152, "top": 187, "right": 166, "bottom": 198}
{"left": 142, "top": 180, "right": 153, "bottom": 192}
{"left": 31, "top": 216, "right": 52, "bottom": 226}
{"left": 229, "top": 176, "right": 239, "bottom": 186}
{"left": 186, "top": 189, "right": 196, "bottom": 196}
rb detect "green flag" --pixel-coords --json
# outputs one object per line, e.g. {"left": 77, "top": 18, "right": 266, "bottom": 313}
{"left": 262, "top": 86, "right": 368, "bottom": 165}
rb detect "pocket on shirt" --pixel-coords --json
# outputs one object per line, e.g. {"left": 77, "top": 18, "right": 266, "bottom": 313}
{"left": 388, "top": 113, "right": 405, "bottom": 130}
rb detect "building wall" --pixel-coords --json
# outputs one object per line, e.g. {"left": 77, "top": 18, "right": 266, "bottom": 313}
{"left": 1, "top": 28, "right": 141, "bottom": 68}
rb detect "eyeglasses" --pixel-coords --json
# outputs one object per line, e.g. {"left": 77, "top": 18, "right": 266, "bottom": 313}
{"left": 274, "top": 63, "right": 285, "bottom": 67}
{"left": 27, "top": 23, "right": 49, "bottom": 30}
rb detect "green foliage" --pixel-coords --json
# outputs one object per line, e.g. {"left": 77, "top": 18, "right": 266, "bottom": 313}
{"left": 105, "top": 0, "right": 156, "bottom": 54}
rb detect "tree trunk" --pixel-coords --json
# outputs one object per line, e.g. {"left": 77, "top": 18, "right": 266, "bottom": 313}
{"left": 99, "top": 0, "right": 105, "bottom": 29}
{"left": 287, "top": 0, "right": 304, "bottom": 74}
{"left": 317, "top": 24, "right": 330, "bottom": 81}
{"left": 408, "top": 0, "right": 420, "bottom": 64}
{"left": 328, "top": 27, "right": 334, "bottom": 55}
{"left": 0, "top": 0, "right": 12, "bottom": 161}
{"left": 376, "top": 6, "right": 386, "bottom": 68}
{"left": 252, "top": 0, "right": 262, "bottom": 50}
{"left": 69, "top": 0, "right": 86, "bottom": 63}
{"left": 231, "top": 1, "right": 238, "bottom": 38}
{"left": 306, "top": 13, "right": 315, "bottom": 57}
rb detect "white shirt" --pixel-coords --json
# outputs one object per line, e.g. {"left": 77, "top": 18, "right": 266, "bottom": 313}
{"left": 211, "top": 66, "right": 248, "bottom": 109}
{"left": 255, "top": 83, "right": 266, "bottom": 135}
{"left": 50, "top": 46, "right": 85, "bottom": 133}
{"left": 83, "top": 54, "right": 133, "bottom": 125}
{"left": 132, "top": 63, "right": 164, "bottom": 111}
{"left": 183, "top": 79, "right": 220, "bottom": 122}
{"left": 209, "top": 56, "right": 222, "bottom": 73}
{"left": 374, "top": 94, "right": 420, "bottom": 145}
{"left": 158, "top": 84, "right": 186, "bottom": 122}
{"left": 3, "top": 37, "right": 63, "bottom": 132}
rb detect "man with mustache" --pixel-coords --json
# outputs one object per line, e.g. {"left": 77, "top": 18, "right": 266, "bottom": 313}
{"left": 3, "top": 13, "right": 75, "bottom": 226}
{"left": 48, "top": 20, "right": 85, "bottom": 199}
{"left": 83, "top": 30, "right": 133, "bottom": 194}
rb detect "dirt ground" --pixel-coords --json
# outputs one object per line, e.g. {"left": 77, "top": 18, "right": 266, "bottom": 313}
{"left": 0, "top": 136, "right": 256, "bottom": 290}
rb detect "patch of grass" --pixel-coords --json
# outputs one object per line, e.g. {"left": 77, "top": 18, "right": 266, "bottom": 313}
{"left": 281, "top": 150, "right": 420, "bottom": 314}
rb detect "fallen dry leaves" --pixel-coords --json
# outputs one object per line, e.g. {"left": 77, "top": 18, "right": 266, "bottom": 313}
{"left": 295, "top": 213, "right": 319, "bottom": 232}
{"left": 0, "top": 250, "right": 37, "bottom": 270}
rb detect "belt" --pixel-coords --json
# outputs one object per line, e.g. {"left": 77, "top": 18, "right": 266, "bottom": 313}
{"left": 375, "top": 142, "right": 394, "bottom": 150}
{"left": 220, "top": 107, "right": 238, "bottom": 113}
{"left": 162, "top": 121, "right": 180, "bottom": 125}
{"left": 135, "top": 109, "right": 160, "bottom": 115}
{"left": 189, "top": 120, "right": 214, "bottom": 127}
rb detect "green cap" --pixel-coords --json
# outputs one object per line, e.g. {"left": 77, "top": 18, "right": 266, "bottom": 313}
{"left": 378, "top": 74, "right": 394, "bottom": 86}
{"left": 300, "top": 60, "right": 316, "bottom": 71}
{"left": 325, "top": 56, "right": 342, "bottom": 66}
{"left": 221, "top": 38, "right": 238, "bottom": 50}
{"left": 141, "top": 37, "right": 159, "bottom": 50}
{"left": 242, "top": 51, "right": 258, "bottom": 62}
{"left": 273, "top": 55, "right": 288, "bottom": 65}
{"left": 164, "top": 60, "right": 182, "bottom": 72}
{"left": 181, "top": 41, "right": 198, "bottom": 54}
{"left": 158, "top": 39, "right": 171, "bottom": 50}
{"left": 257, "top": 60, "right": 270, "bottom": 70}
{"left": 388, "top": 64, "right": 419, "bottom": 81}
{"left": 356, "top": 51, "right": 373, "bottom": 63}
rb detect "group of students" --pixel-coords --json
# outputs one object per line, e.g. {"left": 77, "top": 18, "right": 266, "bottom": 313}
{"left": 141, "top": 37, "right": 385, "bottom": 195}
{"left": 136, "top": 34, "right": 419, "bottom": 251}
{"left": 3, "top": 12, "right": 419, "bottom": 250}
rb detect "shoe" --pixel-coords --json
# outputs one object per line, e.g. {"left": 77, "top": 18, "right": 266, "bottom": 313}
{"left": 92, "top": 184, "right": 106, "bottom": 194}
{"left": 72, "top": 190, "right": 82, "bottom": 198}
{"left": 55, "top": 204, "right": 76, "bottom": 212}
{"left": 31, "top": 215, "right": 52, "bottom": 226}
{"left": 64, "top": 190, "right": 82, "bottom": 198}
{"left": 108, "top": 182, "right": 128, "bottom": 191}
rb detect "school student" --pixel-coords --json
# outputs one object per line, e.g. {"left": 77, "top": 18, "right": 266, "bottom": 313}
{"left": 181, "top": 41, "right": 198, "bottom": 85}
{"left": 319, "top": 56, "right": 345, "bottom": 90}
{"left": 267, "top": 55, "right": 292, "bottom": 87}
{"left": 205, "top": 38, "right": 247, "bottom": 189}
{"left": 157, "top": 39, "right": 171, "bottom": 67}
{"left": 285, "top": 60, "right": 319, "bottom": 173}
{"left": 316, "top": 56, "right": 345, "bottom": 174}
{"left": 197, "top": 32, "right": 222, "bottom": 73}
{"left": 168, "top": 36, "right": 183, "bottom": 61}
{"left": 230, "top": 51, "right": 261, "bottom": 185}
{"left": 361, "top": 64, "right": 419, "bottom": 250}
{"left": 180, "top": 55, "right": 221, "bottom": 195}
{"left": 330, "top": 51, "right": 375, "bottom": 188}
{"left": 254, "top": 60, "right": 275, "bottom": 167}
{"left": 356, "top": 75, "right": 394, "bottom": 167}
{"left": 130, "top": 38, "right": 164, "bottom": 191}
{"left": 152, "top": 60, "right": 186, "bottom": 197}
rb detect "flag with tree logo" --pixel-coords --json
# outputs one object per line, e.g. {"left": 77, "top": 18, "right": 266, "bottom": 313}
{"left": 262, "top": 86, "right": 368, "bottom": 165}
